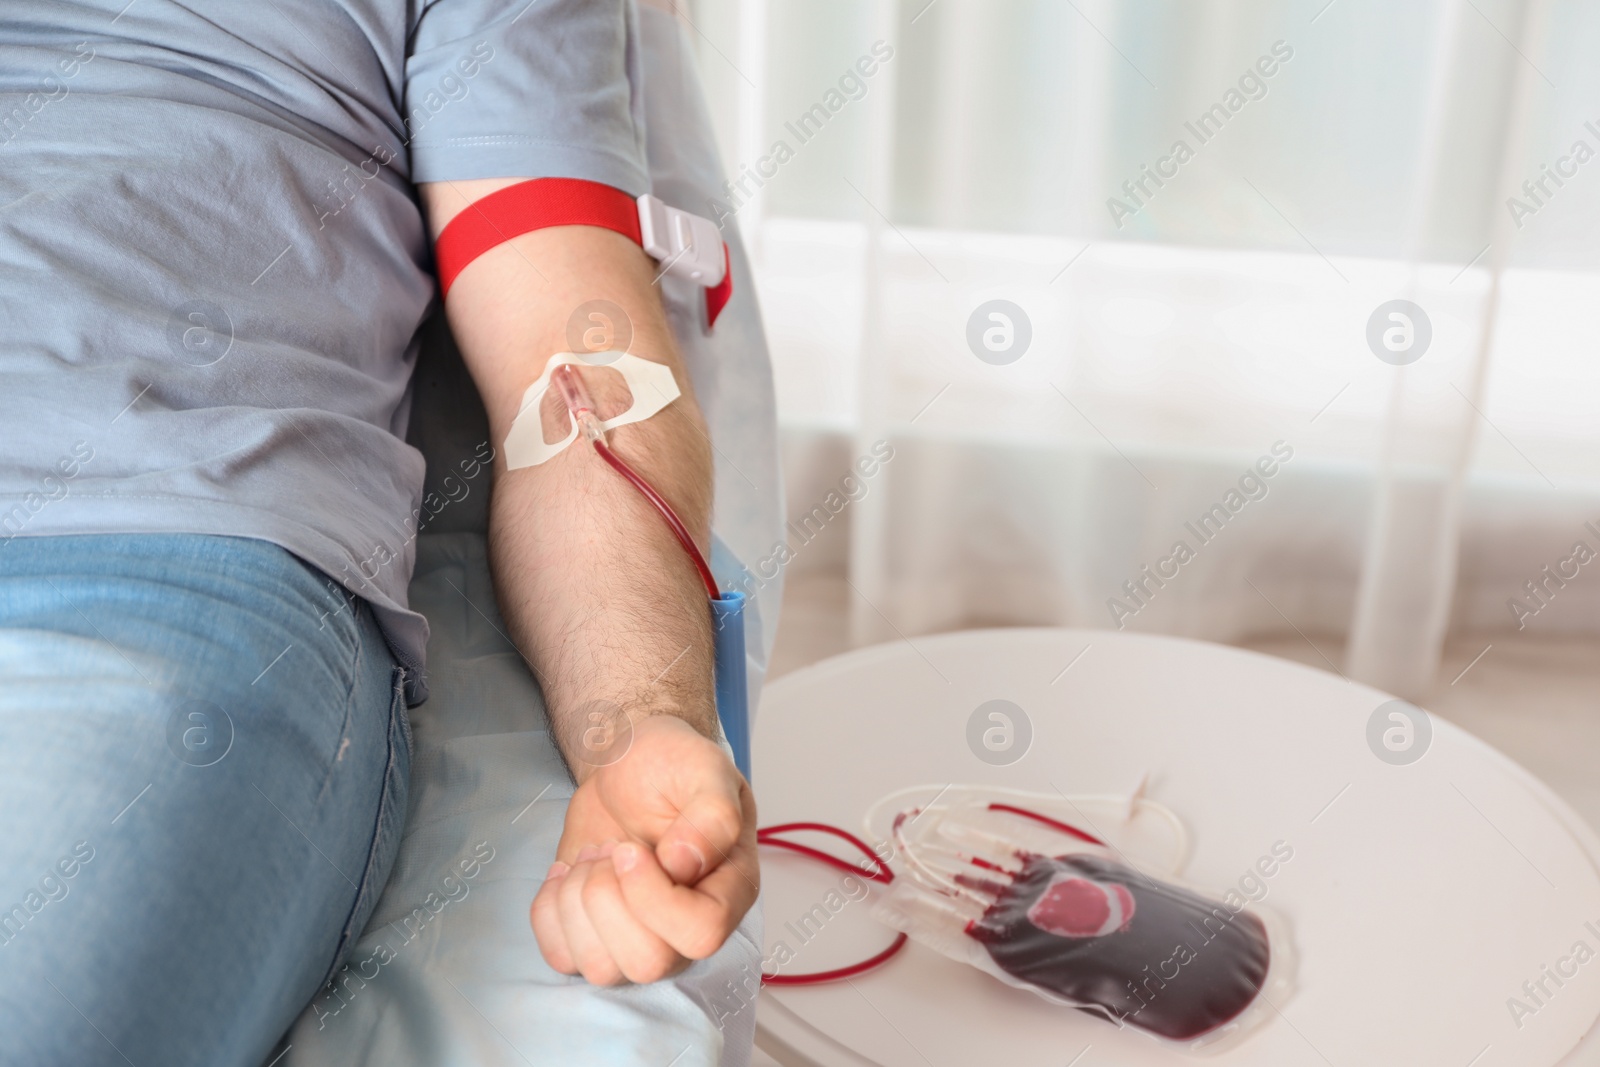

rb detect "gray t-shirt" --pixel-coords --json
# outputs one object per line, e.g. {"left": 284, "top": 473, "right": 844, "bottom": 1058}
{"left": 0, "top": 0, "right": 652, "bottom": 704}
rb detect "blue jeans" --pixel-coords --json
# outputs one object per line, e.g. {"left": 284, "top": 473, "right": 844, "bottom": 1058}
{"left": 0, "top": 533, "right": 411, "bottom": 1067}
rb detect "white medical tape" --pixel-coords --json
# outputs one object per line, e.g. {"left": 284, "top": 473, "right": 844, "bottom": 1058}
{"left": 502, "top": 351, "right": 681, "bottom": 470}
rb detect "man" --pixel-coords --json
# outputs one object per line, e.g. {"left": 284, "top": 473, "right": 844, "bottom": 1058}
{"left": 0, "top": 2, "right": 757, "bottom": 1064}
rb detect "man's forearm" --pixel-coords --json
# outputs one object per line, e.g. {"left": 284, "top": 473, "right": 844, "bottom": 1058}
{"left": 421, "top": 179, "right": 718, "bottom": 782}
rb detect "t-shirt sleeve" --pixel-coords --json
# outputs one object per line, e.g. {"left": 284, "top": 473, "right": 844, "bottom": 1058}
{"left": 405, "top": 0, "right": 648, "bottom": 195}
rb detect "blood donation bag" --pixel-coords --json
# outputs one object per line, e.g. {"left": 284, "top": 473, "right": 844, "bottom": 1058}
{"left": 864, "top": 786, "right": 1293, "bottom": 1054}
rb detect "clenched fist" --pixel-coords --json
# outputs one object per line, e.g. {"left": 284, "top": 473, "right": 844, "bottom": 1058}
{"left": 531, "top": 714, "right": 759, "bottom": 985}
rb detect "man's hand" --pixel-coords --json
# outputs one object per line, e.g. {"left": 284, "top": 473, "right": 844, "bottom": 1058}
{"left": 531, "top": 715, "right": 758, "bottom": 985}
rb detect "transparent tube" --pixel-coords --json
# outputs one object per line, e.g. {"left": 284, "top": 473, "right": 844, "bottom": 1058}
{"left": 552, "top": 363, "right": 607, "bottom": 445}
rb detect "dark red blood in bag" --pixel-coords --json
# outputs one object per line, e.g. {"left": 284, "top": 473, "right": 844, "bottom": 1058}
{"left": 965, "top": 853, "right": 1270, "bottom": 1041}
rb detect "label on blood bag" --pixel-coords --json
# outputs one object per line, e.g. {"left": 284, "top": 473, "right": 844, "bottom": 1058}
{"left": 1027, "top": 872, "right": 1136, "bottom": 938}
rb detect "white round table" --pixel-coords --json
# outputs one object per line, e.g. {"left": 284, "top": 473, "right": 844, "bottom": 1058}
{"left": 752, "top": 629, "right": 1600, "bottom": 1067}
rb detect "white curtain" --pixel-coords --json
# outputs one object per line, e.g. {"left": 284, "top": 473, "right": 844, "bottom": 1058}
{"left": 687, "top": 0, "right": 1600, "bottom": 698}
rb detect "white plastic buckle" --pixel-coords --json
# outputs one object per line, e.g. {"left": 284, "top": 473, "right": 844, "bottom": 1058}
{"left": 636, "top": 193, "right": 727, "bottom": 288}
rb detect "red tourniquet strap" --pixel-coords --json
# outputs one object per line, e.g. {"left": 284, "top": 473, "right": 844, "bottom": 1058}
{"left": 434, "top": 177, "right": 643, "bottom": 297}
{"left": 704, "top": 243, "right": 733, "bottom": 329}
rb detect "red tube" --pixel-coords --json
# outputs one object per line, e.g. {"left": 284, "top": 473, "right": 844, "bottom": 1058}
{"left": 550, "top": 361, "right": 718, "bottom": 599}
{"left": 757, "top": 822, "right": 909, "bottom": 985}
{"left": 758, "top": 823, "right": 894, "bottom": 883}
{"left": 762, "top": 932, "right": 909, "bottom": 986}
{"left": 590, "top": 437, "right": 720, "bottom": 600}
